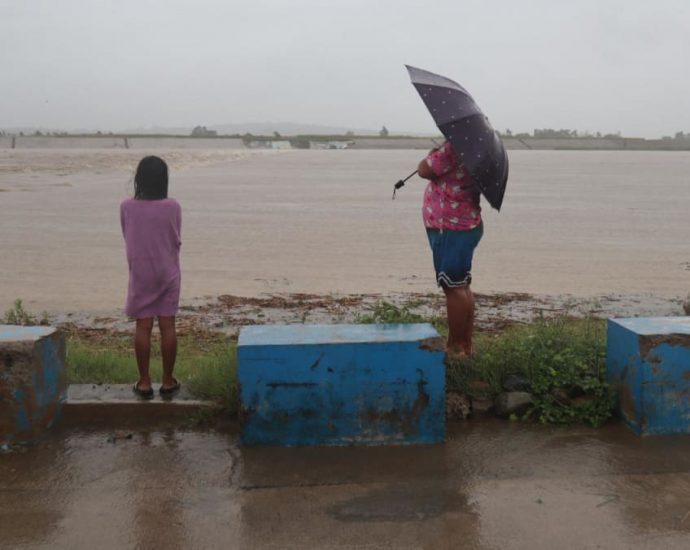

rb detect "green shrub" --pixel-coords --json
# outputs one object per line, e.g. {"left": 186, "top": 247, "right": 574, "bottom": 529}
{"left": 448, "top": 316, "right": 613, "bottom": 427}
{"left": 523, "top": 317, "right": 613, "bottom": 426}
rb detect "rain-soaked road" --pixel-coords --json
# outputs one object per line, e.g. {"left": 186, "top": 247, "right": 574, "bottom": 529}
{"left": 2, "top": 419, "right": 690, "bottom": 549}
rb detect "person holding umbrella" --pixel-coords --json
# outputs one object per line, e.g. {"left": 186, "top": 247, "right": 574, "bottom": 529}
{"left": 418, "top": 142, "right": 483, "bottom": 357}
{"left": 397, "top": 65, "right": 509, "bottom": 358}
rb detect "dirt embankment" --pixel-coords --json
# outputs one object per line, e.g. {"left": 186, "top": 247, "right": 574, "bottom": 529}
{"left": 55, "top": 291, "right": 684, "bottom": 342}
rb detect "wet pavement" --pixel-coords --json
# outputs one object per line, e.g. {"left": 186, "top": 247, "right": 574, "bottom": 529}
{"left": 2, "top": 419, "right": 690, "bottom": 549}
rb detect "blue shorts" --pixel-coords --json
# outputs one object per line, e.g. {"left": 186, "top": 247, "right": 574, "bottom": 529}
{"left": 426, "top": 224, "right": 483, "bottom": 288}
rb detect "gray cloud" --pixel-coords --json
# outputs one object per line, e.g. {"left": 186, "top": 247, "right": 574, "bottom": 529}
{"left": 1, "top": 0, "right": 689, "bottom": 137}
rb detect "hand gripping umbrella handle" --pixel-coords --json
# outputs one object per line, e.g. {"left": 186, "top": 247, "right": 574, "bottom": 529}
{"left": 392, "top": 169, "right": 418, "bottom": 200}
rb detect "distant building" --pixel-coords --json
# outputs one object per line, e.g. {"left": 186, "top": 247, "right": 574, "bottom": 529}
{"left": 309, "top": 140, "right": 353, "bottom": 150}
{"left": 245, "top": 140, "right": 292, "bottom": 150}
{"left": 270, "top": 140, "right": 292, "bottom": 150}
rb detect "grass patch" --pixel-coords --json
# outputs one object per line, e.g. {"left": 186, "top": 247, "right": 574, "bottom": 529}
{"left": 447, "top": 315, "right": 612, "bottom": 427}
{"left": 67, "top": 334, "right": 237, "bottom": 412}
{"left": 64, "top": 300, "right": 612, "bottom": 427}
{"left": 354, "top": 301, "right": 428, "bottom": 324}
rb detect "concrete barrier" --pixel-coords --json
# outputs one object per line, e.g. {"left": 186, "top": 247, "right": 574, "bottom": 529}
{"left": 238, "top": 323, "right": 445, "bottom": 446}
{"left": 2, "top": 135, "right": 689, "bottom": 151}
{"left": 0, "top": 136, "right": 247, "bottom": 150}
{"left": 14, "top": 136, "right": 127, "bottom": 149}
{"left": 0, "top": 326, "right": 66, "bottom": 445}
{"left": 518, "top": 137, "right": 622, "bottom": 150}
{"left": 63, "top": 384, "right": 220, "bottom": 424}
{"left": 349, "top": 138, "right": 437, "bottom": 149}
{"left": 607, "top": 317, "right": 690, "bottom": 435}
{"left": 126, "top": 137, "right": 245, "bottom": 149}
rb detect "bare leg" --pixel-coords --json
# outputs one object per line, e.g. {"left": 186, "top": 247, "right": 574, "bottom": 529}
{"left": 158, "top": 316, "right": 177, "bottom": 389}
{"left": 135, "top": 318, "right": 154, "bottom": 390}
{"left": 444, "top": 286, "right": 475, "bottom": 356}
{"left": 461, "top": 286, "right": 475, "bottom": 355}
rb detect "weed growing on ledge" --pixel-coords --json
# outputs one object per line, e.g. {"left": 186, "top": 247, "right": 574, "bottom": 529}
{"left": 354, "top": 301, "right": 426, "bottom": 324}
{"left": 3, "top": 299, "right": 48, "bottom": 326}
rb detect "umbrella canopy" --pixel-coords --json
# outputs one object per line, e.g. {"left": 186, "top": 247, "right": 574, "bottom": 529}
{"left": 406, "top": 65, "right": 508, "bottom": 211}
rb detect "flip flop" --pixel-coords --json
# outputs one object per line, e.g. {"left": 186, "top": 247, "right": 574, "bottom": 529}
{"left": 159, "top": 378, "right": 181, "bottom": 397}
{"left": 132, "top": 382, "right": 154, "bottom": 400}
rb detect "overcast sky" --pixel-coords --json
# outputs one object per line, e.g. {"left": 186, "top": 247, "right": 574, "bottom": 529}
{"left": 1, "top": 0, "right": 689, "bottom": 137}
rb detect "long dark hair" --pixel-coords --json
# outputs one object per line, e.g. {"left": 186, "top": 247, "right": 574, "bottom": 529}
{"left": 134, "top": 156, "right": 168, "bottom": 199}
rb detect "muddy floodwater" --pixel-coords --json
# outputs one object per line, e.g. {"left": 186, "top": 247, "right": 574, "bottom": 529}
{"left": 2, "top": 420, "right": 690, "bottom": 549}
{"left": 1, "top": 149, "right": 689, "bottom": 313}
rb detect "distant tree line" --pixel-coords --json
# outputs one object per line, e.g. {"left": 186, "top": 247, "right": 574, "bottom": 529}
{"left": 190, "top": 125, "right": 217, "bottom": 137}
{"left": 662, "top": 131, "right": 690, "bottom": 141}
{"left": 501, "top": 128, "right": 690, "bottom": 140}
{"left": 502, "top": 128, "right": 623, "bottom": 139}
{"left": 0, "top": 130, "right": 71, "bottom": 137}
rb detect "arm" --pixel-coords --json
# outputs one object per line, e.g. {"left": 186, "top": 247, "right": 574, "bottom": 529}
{"left": 119, "top": 203, "right": 126, "bottom": 238}
{"left": 175, "top": 202, "right": 182, "bottom": 248}
{"left": 419, "top": 142, "right": 457, "bottom": 181}
{"left": 417, "top": 157, "right": 436, "bottom": 180}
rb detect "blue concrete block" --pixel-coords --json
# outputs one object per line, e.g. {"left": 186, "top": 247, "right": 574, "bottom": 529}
{"left": 237, "top": 324, "right": 445, "bottom": 446}
{"left": 1, "top": 326, "right": 67, "bottom": 445}
{"left": 607, "top": 317, "right": 690, "bottom": 435}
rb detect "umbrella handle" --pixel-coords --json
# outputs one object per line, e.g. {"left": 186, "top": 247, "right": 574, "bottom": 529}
{"left": 392, "top": 170, "right": 418, "bottom": 200}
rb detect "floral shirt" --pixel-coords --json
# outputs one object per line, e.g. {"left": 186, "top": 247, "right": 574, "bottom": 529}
{"left": 422, "top": 142, "right": 481, "bottom": 231}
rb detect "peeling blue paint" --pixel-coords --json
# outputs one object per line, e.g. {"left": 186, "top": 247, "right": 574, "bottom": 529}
{"left": 36, "top": 339, "right": 63, "bottom": 408}
{"left": 1, "top": 325, "right": 66, "bottom": 445}
{"left": 238, "top": 324, "right": 445, "bottom": 446}
{"left": 13, "top": 390, "right": 31, "bottom": 431}
{"left": 608, "top": 317, "right": 690, "bottom": 435}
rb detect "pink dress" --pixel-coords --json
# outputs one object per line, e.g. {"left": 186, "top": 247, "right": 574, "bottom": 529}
{"left": 422, "top": 142, "right": 481, "bottom": 231}
{"left": 120, "top": 198, "right": 181, "bottom": 318}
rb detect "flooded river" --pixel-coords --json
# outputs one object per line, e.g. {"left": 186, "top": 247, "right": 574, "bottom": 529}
{"left": 1, "top": 149, "right": 689, "bottom": 312}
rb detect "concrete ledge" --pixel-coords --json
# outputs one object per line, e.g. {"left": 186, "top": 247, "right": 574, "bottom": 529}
{"left": 64, "top": 384, "right": 221, "bottom": 423}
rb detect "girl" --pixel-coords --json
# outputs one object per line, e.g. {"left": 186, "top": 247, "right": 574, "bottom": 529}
{"left": 121, "top": 156, "right": 182, "bottom": 398}
{"left": 417, "top": 142, "right": 483, "bottom": 357}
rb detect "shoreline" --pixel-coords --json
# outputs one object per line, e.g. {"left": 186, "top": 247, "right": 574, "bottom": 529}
{"left": 43, "top": 291, "right": 685, "bottom": 340}
{"left": 3, "top": 135, "right": 690, "bottom": 151}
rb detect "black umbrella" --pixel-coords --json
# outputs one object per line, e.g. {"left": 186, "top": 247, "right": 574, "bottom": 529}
{"left": 400, "top": 65, "right": 509, "bottom": 211}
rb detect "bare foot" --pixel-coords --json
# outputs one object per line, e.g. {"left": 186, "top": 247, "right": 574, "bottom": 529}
{"left": 446, "top": 346, "right": 474, "bottom": 361}
{"left": 135, "top": 378, "right": 152, "bottom": 391}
